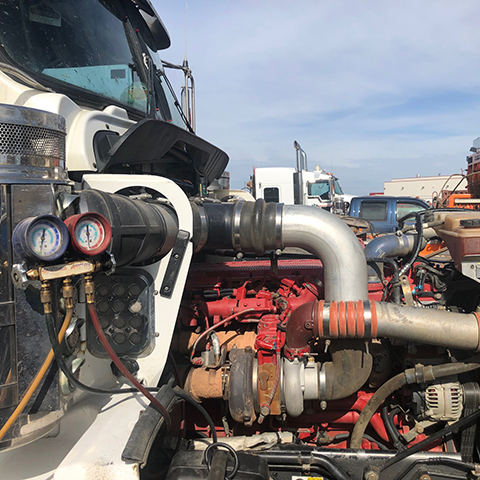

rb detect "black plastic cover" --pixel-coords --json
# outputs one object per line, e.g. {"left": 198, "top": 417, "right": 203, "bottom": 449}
{"left": 94, "top": 119, "right": 229, "bottom": 190}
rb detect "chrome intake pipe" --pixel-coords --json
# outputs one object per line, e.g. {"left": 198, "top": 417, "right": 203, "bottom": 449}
{"left": 191, "top": 199, "right": 368, "bottom": 302}
{"left": 282, "top": 205, "right": 368, "bottom": 301}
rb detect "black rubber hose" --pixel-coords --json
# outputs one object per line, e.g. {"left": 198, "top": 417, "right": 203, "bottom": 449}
{"left": 398, "top": 213, "right": 424, "bottom": 277}
{"left": 45, "top": 311, "right": 160, "bottom": 396}
{"left": 192, "top": 200, "right": 280, "bottom": 254}
{"left": 207, "top": 450, "right": 228, "bottom": 480}
{"left": 390, "top": 457, "right": 475, "bottom": 480}
{"left": 351, "top": 372, "right": 406, "bottom": 449}
{"left": 380, "top": 408, "right": 480, "bottom": 475}
{"left": 173, "top": 386, "right": 218, "bottom": 443}
{"left": 331, "top": 432, "right": 388, "bottom": 450}
{"left": 350, "top": 357, "right": 480, "bottom": 449}
{"left": 381, "top": 405, "right": 405, "bottom": 449}
{"left": 381, "top": 405, "right": 398, "bottom": 444}
{"left": 367, "top": 257, "right": 400, "bottom": 303}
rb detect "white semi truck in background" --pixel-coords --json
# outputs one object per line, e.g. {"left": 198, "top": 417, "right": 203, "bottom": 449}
{"left": 253, "top": 141, "right": 353, "bottom": 212}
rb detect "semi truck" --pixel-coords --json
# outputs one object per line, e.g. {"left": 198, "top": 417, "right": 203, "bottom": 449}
{"left": 253, "top": 141, "right": 353, "bottom": 212}
{"left": 1, "top": 2, "right": 480, "bottom": 480}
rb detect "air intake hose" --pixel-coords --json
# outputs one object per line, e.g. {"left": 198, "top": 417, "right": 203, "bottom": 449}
{"left": 192, "top": 199, "right": 368, "bottom": 302}
{"left": 79, "top": 189, "right": 178, "bottom": 266}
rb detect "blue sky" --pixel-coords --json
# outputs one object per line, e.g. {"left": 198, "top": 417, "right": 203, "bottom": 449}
{"left": 153, "top": 1, "right": 480, "bottom": 195}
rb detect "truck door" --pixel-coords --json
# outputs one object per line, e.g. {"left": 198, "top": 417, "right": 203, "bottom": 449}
{"left": 307, "top": 180, "right": 332, "bottom": 208}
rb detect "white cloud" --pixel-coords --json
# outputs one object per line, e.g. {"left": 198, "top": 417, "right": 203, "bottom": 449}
{"left": 155, "top": 0, "right": 480, "bottom": 194}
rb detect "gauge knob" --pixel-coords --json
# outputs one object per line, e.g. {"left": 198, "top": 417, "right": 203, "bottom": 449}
{"left": 13, "top": 215, "right": 70, "bottom": 262}
{"left": 64, "top": 212, "right": 112, "bottom": 256}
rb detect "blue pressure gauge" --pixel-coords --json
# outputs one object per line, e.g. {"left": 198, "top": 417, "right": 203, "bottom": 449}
{"left": 13, "top": 215, "right": 69, "bottom": 262}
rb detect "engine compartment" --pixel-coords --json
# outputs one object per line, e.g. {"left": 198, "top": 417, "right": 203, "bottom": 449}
{"left": 144, "top": 202, "right": 480, "bottom": 480}
{"left": 1, "top": 103, "right": 480, "bottom": 480}
{"left": 1, "top": 4, "right": 480, "bottom": 475}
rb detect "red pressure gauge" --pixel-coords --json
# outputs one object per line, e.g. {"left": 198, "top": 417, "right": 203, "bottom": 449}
{"left": 64, "top": 212, "right": 112, "bottom": 256}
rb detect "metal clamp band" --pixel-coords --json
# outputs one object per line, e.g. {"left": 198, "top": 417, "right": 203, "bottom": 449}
{"left": 319, "top": 365, "right": 327, "bottom": 400}
{"left": 275, "top": 203, "right": 283, "bottom": 250}
{"left": 363, "top": 301, "right": 372, "bottom": 337}
{"left": 232, "top": 201, "right": 244, "bottom": 252}
{"left": 322, "top": 301, "right": 330, "bottom": 338}
{"left": 194, "top": 205, "right": 208, "bottom": 253}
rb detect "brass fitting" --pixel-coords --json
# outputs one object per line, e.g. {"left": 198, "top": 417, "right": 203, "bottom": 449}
{"left": 84, "top": 274, "right": 95, "bottom": 304}
{"left": 27, "top": 269, "right": 39, "bottom": 281}
{"left": 40, "top": 281, "right": 52, "bottom": 314}
{"left": 62, "top": 278, "right": 74, "bottom": 309}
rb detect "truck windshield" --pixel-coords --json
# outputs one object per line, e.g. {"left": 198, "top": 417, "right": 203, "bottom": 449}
{"left": 308, "top": 181, "right": 330, "bottom": 200}
{"left": 0, "top": 0, "right": 184, "bottom": 125}
{"left": 333, "top": 179, "right": 343, "bottom": 195}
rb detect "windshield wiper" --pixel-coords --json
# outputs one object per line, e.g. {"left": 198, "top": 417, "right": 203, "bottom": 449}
{"left": 123, "top": 16, "right": 156, "bottom": 118}
{"left": 0, "top": 62, "right": 52, "bottom": 93}
{"left": 161, "top": 60, "right": 195, "bottom": 133}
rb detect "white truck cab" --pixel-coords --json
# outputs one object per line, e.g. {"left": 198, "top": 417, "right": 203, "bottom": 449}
{"left": 253, "top": 141, "right": 352, "bottom": 212}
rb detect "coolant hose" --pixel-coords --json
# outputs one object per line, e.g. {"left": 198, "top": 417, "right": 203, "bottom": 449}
{"left": 350, "top": 357, "right": 480, "bottom": 448}
{"left": 398, "top": 213, "right": 424, "bottom": 277}
{"left": 363, "top": 233, "right": 415, "bottom": 260}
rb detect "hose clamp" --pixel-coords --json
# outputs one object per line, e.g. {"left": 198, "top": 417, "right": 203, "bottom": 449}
{"left": 414, "top": 364, "right": 426, "bottom": 384}
{"left": 275, "top": 203, "right": 283, "bottom": 250}
{"left": 363, "top": 301, "right": 372, "bottom": 337}
{"left": 319, "top": 364, "right": 327, "bottom": 400}
{"left": 232, "top": 201, "right": 244, "bottom": 252}
{"left": 194, "top": 205, "right": 208, "bottom": 253}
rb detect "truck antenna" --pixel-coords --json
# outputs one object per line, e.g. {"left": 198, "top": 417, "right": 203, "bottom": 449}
{"left": 185, "top": 0, "right": 188, "bottom": 61}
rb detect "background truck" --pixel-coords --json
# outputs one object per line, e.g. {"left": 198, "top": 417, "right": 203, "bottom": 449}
{"left": 348, "top": 195, "right": 430, "bottom": 233}
{"left": 253, "top": 141, "right": 352, "bottom": 212}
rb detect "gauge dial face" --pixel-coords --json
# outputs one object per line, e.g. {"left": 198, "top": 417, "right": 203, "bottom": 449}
{"left": 28, "top": 218, "right": 65, "bottom": 259}
{"left": 69, "top": 213, "right": 112, "bottom": 255}
{"left": 75, "top": 216, "right": 107, "bottom": 252}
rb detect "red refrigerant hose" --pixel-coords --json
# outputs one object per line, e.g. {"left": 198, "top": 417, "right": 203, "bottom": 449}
{"left": 88, "top": 303, "right": 172, "bottom": 430}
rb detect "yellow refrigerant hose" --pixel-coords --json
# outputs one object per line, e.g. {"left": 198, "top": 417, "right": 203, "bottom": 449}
{"left": 0, "top": 307, "right": 73, "bottom": 443}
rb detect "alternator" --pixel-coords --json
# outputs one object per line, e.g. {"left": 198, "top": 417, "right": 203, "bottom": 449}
{"left": 424, "top": 381, "right": 464, "bottom": 422}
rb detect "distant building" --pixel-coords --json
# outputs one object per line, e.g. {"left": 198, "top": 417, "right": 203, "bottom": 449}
{"left": 384, "top": 174, "right": 467, "bottom": 202}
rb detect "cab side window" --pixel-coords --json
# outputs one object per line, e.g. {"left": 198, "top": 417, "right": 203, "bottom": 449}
{"left": 264, "top": 187, "right": 280, "bottom": 203}
{"left": 396, "top": 202, "right": 426, "bottom": 220}
{"left": 359, "top": 201, "right": 388, "bottom": 222}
